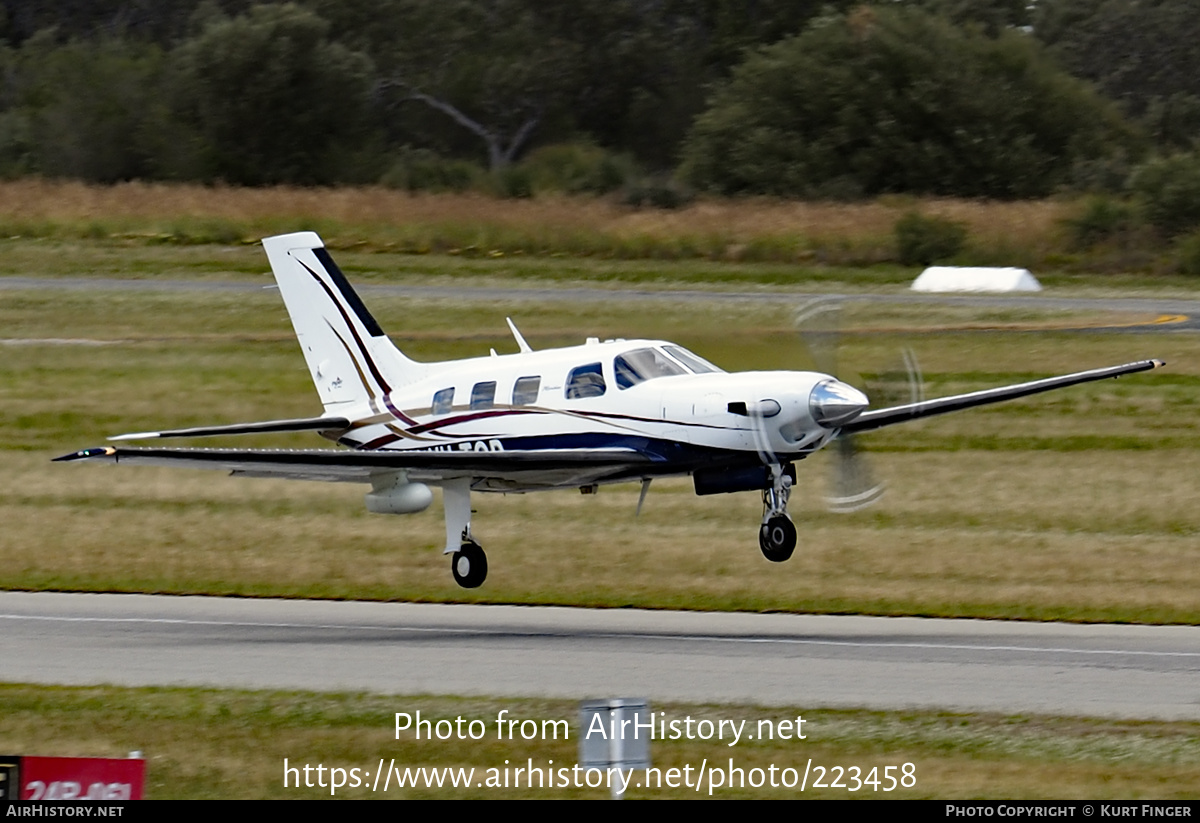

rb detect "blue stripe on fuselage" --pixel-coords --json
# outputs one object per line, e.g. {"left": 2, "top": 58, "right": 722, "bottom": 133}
{"left": 422, "top": 432, "right": 817, "bottom": 470}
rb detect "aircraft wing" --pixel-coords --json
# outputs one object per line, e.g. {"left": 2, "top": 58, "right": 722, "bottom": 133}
{"left": 52, "top": 445, "right": 655, "bottom": 484}
{"left": 841, "top": 359, "right": 1164, "bottom": 435}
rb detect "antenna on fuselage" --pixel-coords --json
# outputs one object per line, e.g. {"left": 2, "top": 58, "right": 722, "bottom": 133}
{"left": 506, "top": 317, "right": 533, "bottom": 353}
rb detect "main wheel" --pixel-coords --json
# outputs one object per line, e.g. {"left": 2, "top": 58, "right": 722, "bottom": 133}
{"left": 451, "top": 540, "right": 488, "bottom": 588}
{"left": 759, "top": 515, "right": 797, "bottom": 562}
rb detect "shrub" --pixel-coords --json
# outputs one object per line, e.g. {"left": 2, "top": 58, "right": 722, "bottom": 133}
{"left": 492, "top": 164, "right": 535, "bottom": 199}
{"left": 379, "top": 148, "right": 483, "bottom": 193}
{"left": 1130, "top": 152, "right": 1200, "bottom": 237}
{"left": 621, "top": 176, "right": 695, "bottom": 210}
{"left": 1175, "top": 230, "right": 1200, "bottom": 275}
{"left": 519, "top": 143, "right": 633, "bottom": 195}
{"left": 894, "top": 211, "right": 967, "bottom": 265}
{"left": 1064, "top": 196, "right": 1140, "bottom": 249}
{"left": 1065, "top": 150, "right": 1135, "bottom": 195}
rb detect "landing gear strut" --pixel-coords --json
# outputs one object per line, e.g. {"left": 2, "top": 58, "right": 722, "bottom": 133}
{"left": 451, "top": 539, "right": 488, "bottom": 588}
{"left": 759, "top": 464, "right": 797, "bottom": 562}
{"left": 442, "top": 478, "right": 488, "bottom": 588}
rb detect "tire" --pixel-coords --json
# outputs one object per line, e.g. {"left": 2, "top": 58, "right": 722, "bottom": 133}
{"left": 451, "top": 541, "right": 488, "bottom": 588}
{"left": 759, "top": 516, "right": 797, "bottom": 562}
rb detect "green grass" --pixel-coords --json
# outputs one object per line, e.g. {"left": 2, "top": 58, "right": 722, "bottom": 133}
{"left": 2, "top": 684, "right": 1196, "bottom": 798}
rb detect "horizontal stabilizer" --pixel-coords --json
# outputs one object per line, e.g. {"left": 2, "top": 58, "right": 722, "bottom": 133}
{"left": 107, "top": 416, "right": 351, "bottom": 441}
{"left": 842, "top": 359, "right": 1165, "bottom": 435}
{"left": 54, "top": 445, "right": 652, "bottom": 484}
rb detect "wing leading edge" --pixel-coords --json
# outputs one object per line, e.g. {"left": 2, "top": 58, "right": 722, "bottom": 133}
{"left": 52, "top": 445, "right": 655, "bottom": 484}
{"left": 841, "top": 358, "right": 1165, "bottom": 435}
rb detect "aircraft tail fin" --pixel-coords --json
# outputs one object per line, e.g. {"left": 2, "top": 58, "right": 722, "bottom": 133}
{"left": 261, "top": 232, "right": 425, "bottom": 411}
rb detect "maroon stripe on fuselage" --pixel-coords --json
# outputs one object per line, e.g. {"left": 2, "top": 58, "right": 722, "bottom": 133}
{"left": 574, "top": 408, "right": 742, "bottom": 431}
{"left": 406, "top": 408, "right": 545, "bottom": 436}
{"left": 383, "top": 394, "right": 417, "bottom": 427}
{"left": 360, "top": 433, "right": 402, "bottom": 450}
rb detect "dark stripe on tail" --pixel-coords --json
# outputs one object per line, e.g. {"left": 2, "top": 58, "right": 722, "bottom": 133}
{"left": 300, "top": 259, "right": 393, "bottom": 394}
{"left": 314, "top": 248, "right": 384, "bottom": 338}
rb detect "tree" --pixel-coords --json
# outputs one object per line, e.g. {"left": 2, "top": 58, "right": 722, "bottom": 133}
{"left": 878, "top": 0, "right": 1032, "bottom": 35}
{"left": 0, "top": 0, "right": 265, "bottom": 46}
{"left": 314, "top": 0, "right": 723, "bottom": 170}
{"left": 0, "top": 33, "right": 172, "bottom": 181}
{"left": 321, "top": 0, "right": 579, "bottom": 171}
{"left": 170, "top": 3, "right": 372, "bottom": 185}
{"left": 681, "top": 6, "right": 1132, "bottom": 198}
{"left": 1034, "top": 0, "right": 1200, "bottom": 149}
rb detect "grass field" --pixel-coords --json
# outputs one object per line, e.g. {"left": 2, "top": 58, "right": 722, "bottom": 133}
{"left": 3, "top": 685, "right": 1197, "bottom": 799}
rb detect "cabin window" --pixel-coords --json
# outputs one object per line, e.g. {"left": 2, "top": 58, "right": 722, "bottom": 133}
{"left": 470, "top": 381, "right": 497, "bottom": 410}
{"left": 614, "top": 347, "right": 687, "bottom": 389}
{"left": 565, "top": 362, "right": 606, "bottom": 399}
{"left": 664, "top": 345, "right": 723, "bottom": 374}
{"left": 512, "top": 375, "right": 541, "bottom": 405}
{"left": 432, "top": 387, "right": 454, "bottom": 415}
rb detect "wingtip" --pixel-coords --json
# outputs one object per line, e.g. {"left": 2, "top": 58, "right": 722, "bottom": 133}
{"left": 53, "top": 446, "right": 116, "bottom": 462}
{"left": 108, "top": 431, "right": 156, "bottom": 442}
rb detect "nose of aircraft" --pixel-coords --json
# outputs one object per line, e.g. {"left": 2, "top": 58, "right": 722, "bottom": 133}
{"left": 809, "top": 379, "right": 869, "bottom": 427}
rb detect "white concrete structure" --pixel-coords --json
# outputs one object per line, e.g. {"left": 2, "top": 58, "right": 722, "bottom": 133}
{"left": 912, "top": 266, "right": 1042, "bottom": 293}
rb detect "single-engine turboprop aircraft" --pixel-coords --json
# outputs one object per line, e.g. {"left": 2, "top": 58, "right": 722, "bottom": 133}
{"left": 56, "top": 232, "right": 1165, "bottom": 588}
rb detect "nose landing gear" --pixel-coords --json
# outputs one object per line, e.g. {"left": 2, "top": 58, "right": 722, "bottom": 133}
{"left": 759, "top": 464, "right": 797, "bottom": 562}
{"left": 759, "top": 516, "right": 796, "bottom": 562}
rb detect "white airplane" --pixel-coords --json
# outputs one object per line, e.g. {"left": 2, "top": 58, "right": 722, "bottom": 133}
{"left": 56, "top": 232, "right": 1165, "bottom": 588}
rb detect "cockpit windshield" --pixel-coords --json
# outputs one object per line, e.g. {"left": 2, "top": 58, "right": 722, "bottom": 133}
{"left": 663, "top": 345, "right": 723, "bottom": 374}
{"left": 614, "top": 347, "right": 687, "bottom": 389}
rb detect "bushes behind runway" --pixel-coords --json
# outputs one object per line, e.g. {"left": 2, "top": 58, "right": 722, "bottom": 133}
{"left": 1, "top": 179, "right": 1200, "bottom": 276}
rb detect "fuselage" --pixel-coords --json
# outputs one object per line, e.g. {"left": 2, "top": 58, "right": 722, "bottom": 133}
{"left": 326, "top": 337, "right": 857, "bottom": 492}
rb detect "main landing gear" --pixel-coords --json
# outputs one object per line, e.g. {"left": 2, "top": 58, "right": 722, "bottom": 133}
{"left": 442, "top": 478, "right": 488, "bottom": 588}
{"left": 451, "top": 538, "right": 488, "bottom": 588}
{"left": 759, "top": 464, "right": 797, "bottom": 562}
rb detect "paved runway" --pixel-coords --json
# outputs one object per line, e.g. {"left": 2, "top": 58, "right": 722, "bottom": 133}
{"left": 2, "top": 592, "right": 1197, "bottom": 720}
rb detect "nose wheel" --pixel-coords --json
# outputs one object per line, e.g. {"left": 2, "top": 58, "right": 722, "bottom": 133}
{"left": 759, "top": 515, "right": 797, "bottom": 562}
{"left": 451, "top": 540, "right": 488, "bottom": 588}
{"left": 759, "top": 463, "right": 797, "bottom": 562}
